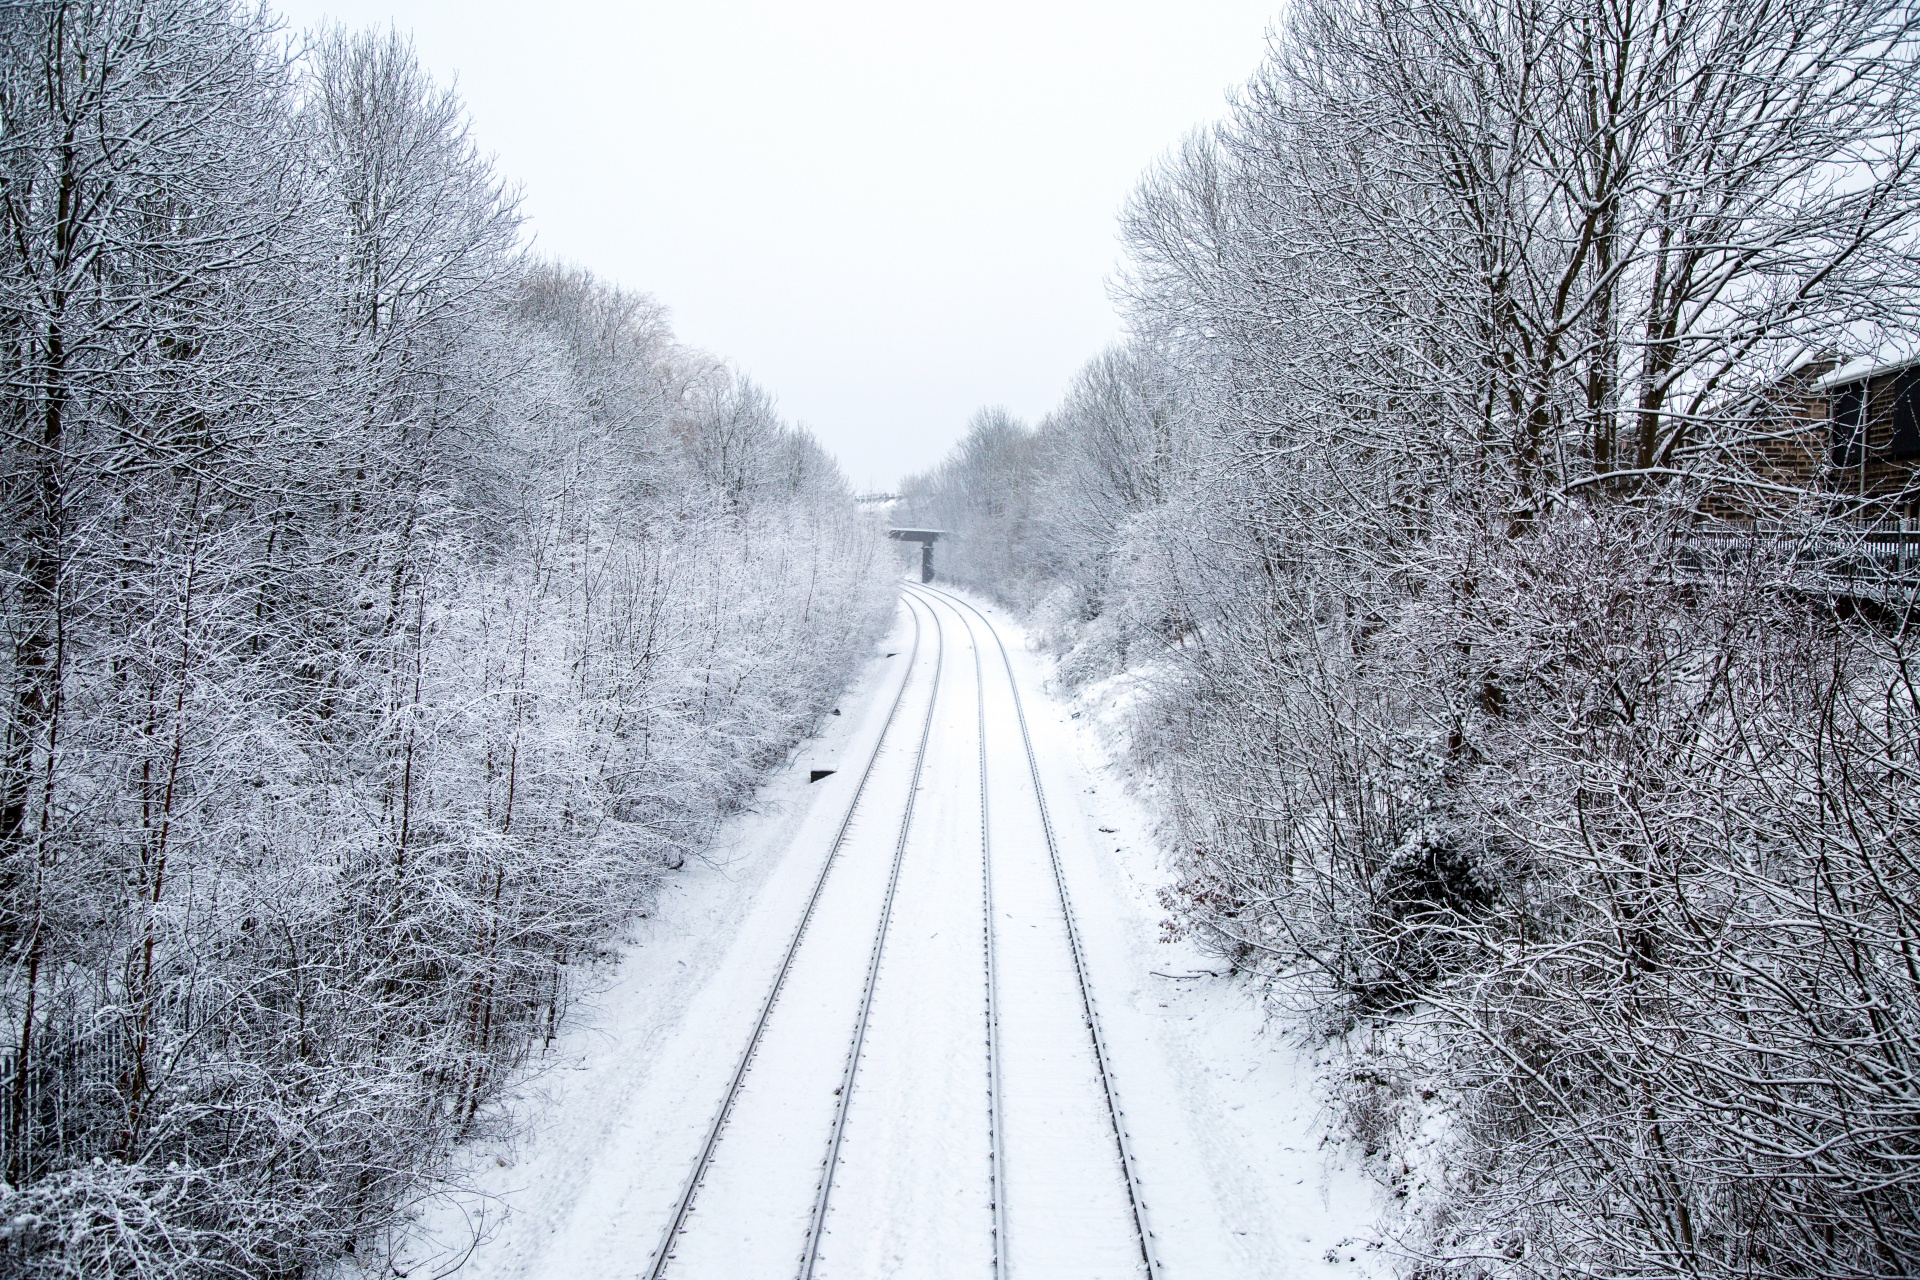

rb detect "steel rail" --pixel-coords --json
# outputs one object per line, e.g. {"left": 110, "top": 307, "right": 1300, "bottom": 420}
{"left": 643, "top": 596, "right": 931, "bottom": 1280}
{"left": 968, "top": 601, "right": 1013, "bottom": 1280}
{"left": 923, "top": 587, "right": 1010, "bottom": 1275}
{"left": 910, "top": 583, "right": 1165, "bottom": 1279}
{"left": 796, "top": 590, "right": 947, "bottom": 1278}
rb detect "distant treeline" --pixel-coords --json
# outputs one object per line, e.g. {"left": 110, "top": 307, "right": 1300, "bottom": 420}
{"left": 0, "top": 4, "right": 890, "bottom": 1275}
{"left": 905, "top": 0, "right": 1920, "bottom": 1273}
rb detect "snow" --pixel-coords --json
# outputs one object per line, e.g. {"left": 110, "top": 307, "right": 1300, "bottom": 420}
{"left": 973, "top": 596, "right": 1389, "bottom": 1280}
{"left": 1812, "top": 347, "right": 1920, "bottom": 389}
{"left": 370, "top": 590, "right": 1385, "bottom": 1280}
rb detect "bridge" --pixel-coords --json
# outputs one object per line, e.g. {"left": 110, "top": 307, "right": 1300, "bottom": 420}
{"left": 887, "top": 528, "right": 944, "bottom": 582}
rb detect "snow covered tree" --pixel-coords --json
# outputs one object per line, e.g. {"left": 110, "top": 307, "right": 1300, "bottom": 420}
{"left": 916, "top": 0, "right": 1920, "bottom": 1271}
{"left": 0, "top": 9, "right": 891, "bottom": 1275}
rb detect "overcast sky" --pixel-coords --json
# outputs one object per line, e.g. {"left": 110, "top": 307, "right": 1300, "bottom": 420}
{"left": 270, "top": 1, "right": 1275, "bottom": 488}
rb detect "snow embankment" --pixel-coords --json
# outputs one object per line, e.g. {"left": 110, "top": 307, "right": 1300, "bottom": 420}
{"left": 989, "top": 602, "right": 1391, "bottom": 1279}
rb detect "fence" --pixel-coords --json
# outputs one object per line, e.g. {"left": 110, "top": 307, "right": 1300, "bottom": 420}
{"left": 1687, "top": 518, "right": 1920, "bottom": 592}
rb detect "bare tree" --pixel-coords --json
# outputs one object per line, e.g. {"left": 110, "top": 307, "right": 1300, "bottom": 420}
{"left": 0, "top": 10, "right": 893, "bottom": 1276}
{"left": 915, "top": 0, "right": 1920, "bottom": 1272}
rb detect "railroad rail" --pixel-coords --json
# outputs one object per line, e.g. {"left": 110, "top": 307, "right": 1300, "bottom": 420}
{"left": 971, "top": 602, "right": 1011, "bottom": 1279}
{"left": 910, "top": 584, "right": 1165, "bottom": 1279}
{"left": 797, "top": 593, "right": 946, "bottom": 1276}
{"left": 943, "top": 589, "right": 1009, "bottom": 1274}
{"left": 644, "top": 597, "right": 937, "bottom": 1280}
{"left": 647, "top": 584, "right": 1161, "bottom": 1278}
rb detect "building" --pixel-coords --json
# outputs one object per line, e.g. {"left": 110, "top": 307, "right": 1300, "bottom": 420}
{"left": 1730, "top": 351, "right": 1920, "bottom": 515}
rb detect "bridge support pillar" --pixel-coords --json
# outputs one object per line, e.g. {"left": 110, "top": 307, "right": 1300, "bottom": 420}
{"left": 887, "top": 528, "right": 945, "bottom": 584}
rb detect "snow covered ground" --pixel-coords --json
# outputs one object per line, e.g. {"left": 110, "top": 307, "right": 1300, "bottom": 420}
{"left": 373, "top": 588, "right": 1385, "bottom": 1280}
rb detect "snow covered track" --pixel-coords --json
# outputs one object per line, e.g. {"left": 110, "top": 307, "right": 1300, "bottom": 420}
{"left": 970, "top": 594, "right": 1012, "bottom": 1278}
{"left": 382, "top": 582, "right": 1386, "bottom": 1280}
{"left": 798, "top": 593, "right": 947, "bottom": 1277}
{"left": 908, "top": 585, "right": 1163, "bottom": 1280}
{"left": 643, "top": 597, "right": 941, "bottom": 1279}
{"left": 641, "top": 585, "right": 1161, "bottom": 1279}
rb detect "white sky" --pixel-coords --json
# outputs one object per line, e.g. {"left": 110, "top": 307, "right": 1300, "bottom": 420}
{"left": 270, "top": 1, "right": 1276, "bottom": 489}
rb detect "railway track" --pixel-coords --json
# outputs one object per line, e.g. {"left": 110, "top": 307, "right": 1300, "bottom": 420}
{"left": 909, "top": 584, "right": 1163, "bottom": 1279}
{"left": 796, "top": 594, "right": 947, "bottom": 1276}
{"left": 647, "top": 584, "right": 1158, "bottom": 1278}
{"left": 643, "top": 595, "right": 940, "bottom": 1280}
{"left": 967, "top": 597, "right": 1011, "bottom": 1277}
